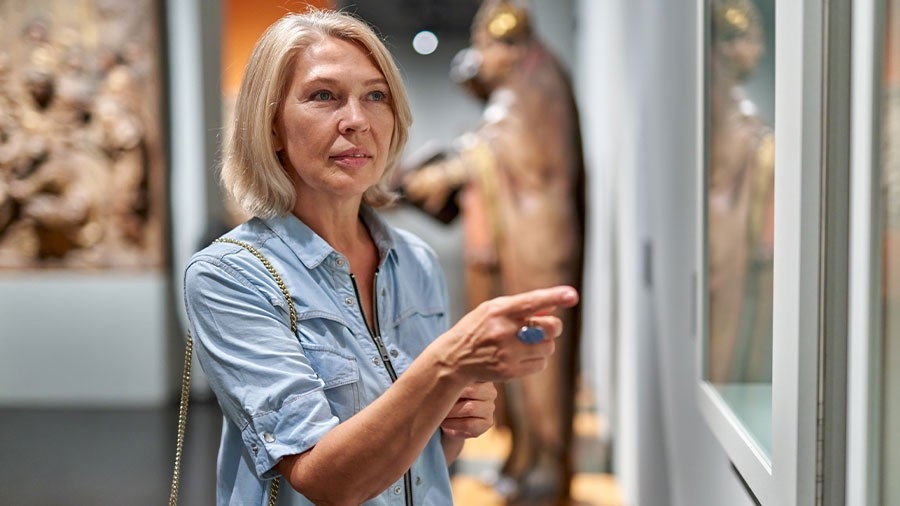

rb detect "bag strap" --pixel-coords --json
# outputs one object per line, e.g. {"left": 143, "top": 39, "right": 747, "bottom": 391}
{"left": 170, "top": 237, "right": 296, "bottom": 506}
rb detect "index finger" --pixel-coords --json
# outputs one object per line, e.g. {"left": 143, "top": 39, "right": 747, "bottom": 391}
{"left": 498, "top": 285, "right": 579, "bottom": 320}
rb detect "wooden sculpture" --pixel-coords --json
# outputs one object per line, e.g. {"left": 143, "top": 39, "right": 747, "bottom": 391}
{"left": 398, "top": 1, "right": 586, "bottom": 504}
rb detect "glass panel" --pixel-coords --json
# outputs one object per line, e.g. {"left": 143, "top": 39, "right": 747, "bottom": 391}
{"left": 881, "top": 1, "right": 900, "bottom": 503}
{"left": 705, "top": 0, "right": 776, "bottom": 457}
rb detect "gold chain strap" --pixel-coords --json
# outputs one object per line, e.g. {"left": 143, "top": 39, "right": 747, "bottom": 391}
{"left": 169, "top": 237, "right": 296, "bottom": 506}
{"left": 168, "top": 333, "right": 192, "bottom": 506}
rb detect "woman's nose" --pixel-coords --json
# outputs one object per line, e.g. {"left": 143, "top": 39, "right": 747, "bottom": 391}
{"left": 338, "top": 99, "right": 370, "bottom": 134}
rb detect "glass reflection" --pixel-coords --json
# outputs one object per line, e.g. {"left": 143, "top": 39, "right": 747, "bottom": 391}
{"left": 881, "top": 1, "right": 900, "bottom": 503}
{"left": 706, "top": 0, "right": 775, "bottom": 455}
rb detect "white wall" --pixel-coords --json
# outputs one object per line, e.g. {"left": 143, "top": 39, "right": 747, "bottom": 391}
{"left": 573, "top": 0, "right": 760, "bottom": 504}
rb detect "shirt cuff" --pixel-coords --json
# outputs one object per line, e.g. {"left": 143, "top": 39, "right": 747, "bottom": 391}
{"left": 241, "top": 390, "right": 339, "bottom": 479}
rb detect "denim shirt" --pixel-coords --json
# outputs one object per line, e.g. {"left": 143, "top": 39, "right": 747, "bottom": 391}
{"left": 183, "top": 207, "right": 454, "bottom": 505}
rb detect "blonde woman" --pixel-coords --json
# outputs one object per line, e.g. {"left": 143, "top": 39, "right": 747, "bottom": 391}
{"left": 183, "top": 10, "right": 578, "bottom": 505}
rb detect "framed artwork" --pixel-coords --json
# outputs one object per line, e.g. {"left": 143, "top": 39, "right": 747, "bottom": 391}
{"left": 0, "top": 0, "right": 167, "bottom": 269}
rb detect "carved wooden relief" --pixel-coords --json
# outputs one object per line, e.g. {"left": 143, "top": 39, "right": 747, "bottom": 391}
{"left": 0, "top": 0, "right": 166, "bottom": 269}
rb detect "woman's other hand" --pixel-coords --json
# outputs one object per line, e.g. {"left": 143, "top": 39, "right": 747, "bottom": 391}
{"left": 440, "top": 381, "right": 497, "bottom": 439}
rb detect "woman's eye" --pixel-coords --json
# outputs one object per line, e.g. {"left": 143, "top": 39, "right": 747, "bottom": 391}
{"left": 368, "top": 90, "right": 387, "bottom": 102}
{"left": 312, "top": 90, "right": 333, "bottom": 101}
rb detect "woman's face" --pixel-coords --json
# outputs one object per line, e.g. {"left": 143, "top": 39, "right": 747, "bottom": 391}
{"left": 274, "top": 37, "right": 395, "bottom": 207}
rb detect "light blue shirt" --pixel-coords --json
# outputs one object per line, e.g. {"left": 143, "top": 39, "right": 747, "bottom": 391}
{"left": 183, "top": 207, "right": 454, "bottom": 505}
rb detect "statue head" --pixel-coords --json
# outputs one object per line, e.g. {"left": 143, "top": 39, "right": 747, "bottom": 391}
{"left": 472, "top": 0, "right": 532, "bottom": 44}
{"left": 712, "top": 0, "right": 765, "bottom": 79}
{"left": 455, "top": 0, "right": 534, "bottom": 96}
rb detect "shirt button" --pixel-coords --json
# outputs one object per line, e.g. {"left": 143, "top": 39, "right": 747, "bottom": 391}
{"left": 393, "top": 486, "right": 402, "bottom": 495}
{"left": 344, "top": 297, "right": 354, "bottom": 306}
{"left": 390, "top": 349, "right": 399, "bottom": 358}
{"left": 415, "top": 476, "right": 422, "bottom": 486}
{"left": 336, "top": 258, "right": 345, "bottom": 267}
{"left": 251, "top": 444, "right": 259, "bottom": 455}
{"left": 263, "top": 432, "right": 276, "bottom": 443}
{"left": 373, "top": 357, "right": 381, "bottom": 366}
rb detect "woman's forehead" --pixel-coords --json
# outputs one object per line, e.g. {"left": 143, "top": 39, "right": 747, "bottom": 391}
{"left": 298, "top": 37, "right": 381, "bottom": 70}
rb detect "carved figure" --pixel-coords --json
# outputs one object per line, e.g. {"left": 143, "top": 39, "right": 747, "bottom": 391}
{"left": 0, "top": 4, "right": 164, "bottom": 269}
{"left": 398, "top": 1, "right": 586, "bottom": 504}
{"left": 707, "top": 0, "right": 775, "bottom": 383}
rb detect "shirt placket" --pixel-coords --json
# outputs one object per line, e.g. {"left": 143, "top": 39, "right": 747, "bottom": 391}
{"left": 334, "top": 253, "right": 414, "bottom": 506}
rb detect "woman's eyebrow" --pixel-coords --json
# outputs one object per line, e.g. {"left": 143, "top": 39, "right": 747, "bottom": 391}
{"left": 302, "top": 76, "right": 387, "bottom": 87}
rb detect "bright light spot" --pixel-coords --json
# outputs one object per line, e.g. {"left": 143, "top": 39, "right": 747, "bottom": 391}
{"left": 412, "top": 30, "right": 439, "bottom": 55}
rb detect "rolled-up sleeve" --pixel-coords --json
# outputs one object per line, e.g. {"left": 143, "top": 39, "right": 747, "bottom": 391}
{"left": 184, "top": 257, "right": 339, "bottom": 478}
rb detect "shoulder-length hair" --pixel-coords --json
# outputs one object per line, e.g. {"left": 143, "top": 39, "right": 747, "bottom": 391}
{"left": 221, "top": 9, "right": 412, "bottom": 218}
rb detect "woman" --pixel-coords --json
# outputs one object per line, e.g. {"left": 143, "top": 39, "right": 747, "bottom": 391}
{"left": 183, "top": 10, "right": 578, "bottom": 505}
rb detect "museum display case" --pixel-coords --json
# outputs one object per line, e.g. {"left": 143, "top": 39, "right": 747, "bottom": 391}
{"left": 697, "top": 0, "right": 852, "bottom": 503}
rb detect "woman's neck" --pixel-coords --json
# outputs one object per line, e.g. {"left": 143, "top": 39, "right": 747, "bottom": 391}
{"left": 292, "top": 198, "right": 367, "bottom": 256}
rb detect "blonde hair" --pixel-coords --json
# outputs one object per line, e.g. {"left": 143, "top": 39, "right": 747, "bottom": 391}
{"left": 221, "top": 9, "right": 412, "bottom": 218}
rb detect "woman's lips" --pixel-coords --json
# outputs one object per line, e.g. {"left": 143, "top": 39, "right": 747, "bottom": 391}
{"left": 331, "top": 156, "right": 371, "bottom": 169}
{"left": 331, "top": 149, "right": 372, "bottom": 168}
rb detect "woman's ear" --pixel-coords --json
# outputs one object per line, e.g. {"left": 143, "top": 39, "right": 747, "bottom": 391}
{"left": 272, "top": 124, "right": 284, "bottom": 152}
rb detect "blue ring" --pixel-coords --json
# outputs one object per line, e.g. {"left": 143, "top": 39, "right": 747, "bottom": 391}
{"left": 516, "top": 325, "right": 545, "bottom": 344}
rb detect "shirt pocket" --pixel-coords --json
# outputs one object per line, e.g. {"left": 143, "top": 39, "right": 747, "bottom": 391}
{"left": 301, "top": 343, "right": 361, "bottom": 422}
{"left": 388, "top": 305, "right": 447, "bottom": 365}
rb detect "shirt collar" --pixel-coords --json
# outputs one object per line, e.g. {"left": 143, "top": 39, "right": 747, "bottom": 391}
{"left": 261, "top": 206, "right": 397, "bottom": 270}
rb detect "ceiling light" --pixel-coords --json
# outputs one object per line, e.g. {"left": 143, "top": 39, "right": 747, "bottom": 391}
{"left": 412, "top": 30, "right": 439, "bottom": 55}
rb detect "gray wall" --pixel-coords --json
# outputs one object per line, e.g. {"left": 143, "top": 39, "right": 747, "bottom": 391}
{"left": 0, "top": 274, "right": 170, "bottom": 406}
